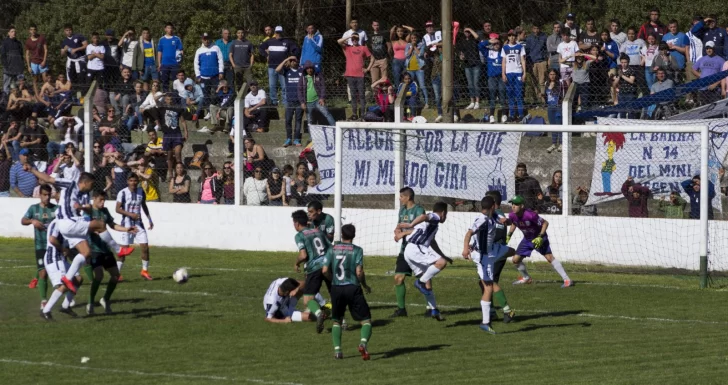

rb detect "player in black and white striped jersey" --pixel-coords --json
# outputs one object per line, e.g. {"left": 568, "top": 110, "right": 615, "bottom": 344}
{"left": 263, "top": 278, "right": 322, "bottom": 324}
{"left": 39, "top": 219, "right": 83, "bottom": 320}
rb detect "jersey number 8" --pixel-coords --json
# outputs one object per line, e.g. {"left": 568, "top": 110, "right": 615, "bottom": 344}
{"left": 313, "top": 237, "right": 326, "bottom": 257}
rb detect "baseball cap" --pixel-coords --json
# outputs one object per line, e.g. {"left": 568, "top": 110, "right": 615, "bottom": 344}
{"left": 507, "top": 29, "right": 515, "bottom": 36}
{"left": 105, "top": 29, "right": 115, "bottom": 36}
{"left": 19, "top": 149, "right": 30, "bottom": 156}
{"left": 201, "top": 32, "right": 210, "bottom": 39}
{"left": 275, "top": 26, "right": 283, "bottom": 33}
{"left": 706, "top": 41, "right": 715, "bottom": 48}
{"left": 489, "top": 33, "right": 500, "bottom": 40}
{"left": 508, "top": 195, "right": 525, "bottom": 205}
{"left": 425, "top": 21, "right": 434, "bottom": 26}
{"left": 566, "top": 13, "right": 576, "bottom": 20}
{"left": 271, "top": 167, "right": 281, "bottom": 173}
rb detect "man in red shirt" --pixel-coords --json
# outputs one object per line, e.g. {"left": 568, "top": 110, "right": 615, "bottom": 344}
{"left": 338, "top": 33, "right": 373, "bottom": 121}
{"left": 637, "top": 7, "right": 667, "bottom": 41}
{"left": 25, "top": 24, "right": 48, "bottom": 86}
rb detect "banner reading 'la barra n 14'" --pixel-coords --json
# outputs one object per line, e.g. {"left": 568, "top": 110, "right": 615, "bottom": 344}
{"left": 309, "top": 125, "right": 522, "bottom": 201}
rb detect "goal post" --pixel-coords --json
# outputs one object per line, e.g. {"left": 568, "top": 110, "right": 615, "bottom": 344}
{"left": 329, "top": 121, "right": 714, "bottom": 288}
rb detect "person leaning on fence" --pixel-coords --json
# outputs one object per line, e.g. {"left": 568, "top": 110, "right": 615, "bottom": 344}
{"left": 298, "top": 60, "right": 336, "bottom": 127}
{"left": 657, "top": 190, "right": 687, "bottom": 219}
{"left": 572, "top": 186, "right": 597, "bottom": 216}
{"left": 48, "top": 116, "right": 81, "bottom": 160}
{"left": 621, "top": 176, "right": 651, "bottom": 218}
{"left": 397, "top": 72, "right": 418, "bottom": 121}
{"left": 681, "top": 175, "right": 716, "bottom": 220}
{"left": 514, "top": 163, "right": 542, "bottom": 211}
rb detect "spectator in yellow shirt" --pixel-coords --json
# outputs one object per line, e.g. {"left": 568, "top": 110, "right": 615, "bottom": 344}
{"left": 134, "top": 155, "right": 160, "bottom": 202}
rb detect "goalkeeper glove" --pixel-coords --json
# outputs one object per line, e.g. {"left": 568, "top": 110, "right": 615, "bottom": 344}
{"left": 532, "top": 236, "right": 544, "bottom": 249}
{"left": 506, "top": 233, "right": 512, "bottom": 244}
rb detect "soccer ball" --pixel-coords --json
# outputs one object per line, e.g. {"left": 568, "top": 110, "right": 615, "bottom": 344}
{"left": 173, "top": 268, "right": 189, "bottom": 284}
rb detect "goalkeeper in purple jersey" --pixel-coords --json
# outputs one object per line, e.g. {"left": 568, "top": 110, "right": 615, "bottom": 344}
{"left": 506, "top": 195, "right": 573, "bottom": 288}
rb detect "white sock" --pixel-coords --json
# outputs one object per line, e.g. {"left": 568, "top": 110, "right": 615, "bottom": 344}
{"left": 62, "top": 292, "right": 75, "bottom": 309}
{"left": 419, "top": 265, "right": 442, "bottom": 283}
{"left": 550, "top": 259, "right": 570, "bottom": 281}
{"left": 117, "top": 260, "right": 124, "bottom": 273}
{"left": 516, "top": 262, "right": 530, "bottom": 279}
{"left": 481, "top": 300, "right": 491, "bottom": 324}
{"left": 142, "top": 260, "right": 149, "bottom": 271}
{"left": 99, "top": 231, "right": 121, "bottom": 253}
{"left": 424, "top": 292, "right": 437, "bottom": 310}
{"left": 64, "top": 254, "right": 86, "bottom": 280}
{"left": 314, "top": 292, "right": 326, "bottom": 307}
{"left": 43, "top": 289, "right": 63, "bottom": 313}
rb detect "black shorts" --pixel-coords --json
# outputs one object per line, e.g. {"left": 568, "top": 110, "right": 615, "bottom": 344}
{"left": 395, "top": 252, "right": 412, "bottom": 276}
{"left": 492, "top": 258, "right": 506, "bottom": 284}
{"left": 331, "top": 285, "right": 371, "bottom": 322}
{"left": 91, "top": 252, "right": 117, "bottom": 270}
{"left": 35, "top": 249, "right": 45, "bottom": 271}
{"left": 303, "top": 269, "right": 332, "bottom": 296}
{"left": 162, "top": 131, "right": 185, "bottom": 151}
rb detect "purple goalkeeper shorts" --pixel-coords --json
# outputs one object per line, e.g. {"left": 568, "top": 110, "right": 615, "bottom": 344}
{"left": 516, "top": 237, "right": 552, "bottom": 257}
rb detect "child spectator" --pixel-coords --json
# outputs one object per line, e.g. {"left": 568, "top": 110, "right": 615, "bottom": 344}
{"left": 544, "top": 69, "right": 567, "bottom": 152}
{"left": 621, "top": 176, "right": 651, "bottom": 217}
{"left": 658, "top": 191, "right": 686, "bottom": 218}
{"left": 282, "top": 164, "right": 294, "bottom": 202}
{"left": 572, "top": 186, "right": 597, "bottom": 216}
{"left": 397, "top": 72, "right": 418, "bottom": 121}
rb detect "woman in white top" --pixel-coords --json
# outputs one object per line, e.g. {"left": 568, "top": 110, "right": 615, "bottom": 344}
{"left": 140, "top": 80, "right": 163, "bottom": 129}
{"left": 641, "top": 34, "right": 659, "bottom": 91}
{"left": 48, "top": 116, "right": 82, "bottom": 160}
{"left": 243, "top": 166, "right": 268, "bottom": 206}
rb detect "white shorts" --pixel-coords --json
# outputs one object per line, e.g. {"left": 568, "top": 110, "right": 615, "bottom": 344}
{"left": 57, "top": 218, "right": 90, "bottom": 248}
{"left": 45, "top": 258, "right": 70, "bottom": 287}
{"left": 404, "top": 243, "right": 441, "bottom": 277}
{"left": 120, "top": 227, "right": 148, "bottom": 245}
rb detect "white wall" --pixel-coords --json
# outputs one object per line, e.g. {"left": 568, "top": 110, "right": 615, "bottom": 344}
{"left": 1, "top": 199, "right": 725, "bottom": 271}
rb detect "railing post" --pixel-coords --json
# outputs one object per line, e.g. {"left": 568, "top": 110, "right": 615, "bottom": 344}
{"left": 393, "top": 86, "right": 407, "bottom": 213}
{"left": 83, "top": 80, "right": 97, "bottom": 173}
{"left": 234, "top": 82, "right": 248, "bottom": 205}
{"left": 561, "top": 82, "right": 576, "bottom": 216}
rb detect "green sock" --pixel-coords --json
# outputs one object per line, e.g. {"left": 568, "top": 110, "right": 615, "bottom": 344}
{"left": 360, "top": 322, "right": 372, "bottom": 345}
{"left": 104, "top": 278, "right": 118, "bottom": 301}
{"left": 307, "top": 299, "right": 322, "bottom": 316}
{"left": 38, "top": 274, "right": 48, "bottom": 301}
{"left": 332, "top": 324, "right": 342, "bottom": 352}
{"left": 83, "top": 264, "right": 94, "bottom": 281}
{"left": 395, "top": 283, "right": 406, "bottom": 309}
{"left": 89, "top": 279, "right": 101, "bottom": 304}
{"left": 493, "top": 291, "right": 511, "bottom": 313}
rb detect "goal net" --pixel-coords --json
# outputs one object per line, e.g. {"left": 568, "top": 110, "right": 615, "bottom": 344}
{"left": 309, "top": 121, "right": 727, "bottom": 283}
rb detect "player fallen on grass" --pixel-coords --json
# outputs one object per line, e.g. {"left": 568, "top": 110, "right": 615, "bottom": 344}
{"left": 116, "top": 173, "right": 153, "bottom": 281}
{"left": 25, "top": 165, "right": 133, "bottom": 295}
{"left": 322, "top": 224, "right": 373, "bottom": 360}
{"left": 307, "top": 201, "right": 335, "bottom": 242}
{"left": 506, "top": 195, "right": 573, "bottom": 287}
{"left": 21, "top": 185, "right": 57, "bottom": 310}
{"left": 264, "top": 277, "right": 324, "bottom": 323}
{"left": 293, "top": 209, "right": 333, "bottom": 333}
{"left": 462, "top": 196, "right": 517, "bottom": 334}
{"left": 390, "top": 187, "right": 426, "bottom": 318}
{"left": 40, "top": 219, "right": 84, "bottom": 320}
{"left": 87, "top": 189, "right": 137, "bottom": 315}
{"left": 394, "top": 202, "right": 451, "bottom": 321}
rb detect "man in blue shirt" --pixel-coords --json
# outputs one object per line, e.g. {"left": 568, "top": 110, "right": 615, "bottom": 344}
{"left": 662, "top": 20, "right": 689, "bottom": 71}
{"left": 525, "top": 24, "right": 548, "bottom": 104}
{"left": 60, "top": 24, "right": 88, "bottom": 90}
{"left": 690, "top": 15, "right": 726, "bottom": 58}
{"left": 276, "top": 56, "right": 303, "bottom": 147}
{"left": 156, "top": 22, "right": 183, "bottom": 92}
{"left": 10, "top": 149, "right": 38, "bottom": 197}
{"left": 692, "top": 41, "right": 725, "bottom": 105}
{"left": 681, "top": 175, "right": 716, "bottom": 219}
{"left": 301, "top": 23, "right": 324, "bottom": 73}
{"left": 194, "top": 33, "right": 224, "bottom": 118}
{"left": 259, "top": 26, "right": 299, "bottom": 106}
{"left": 215, "top": 29, "right": 233, "bottom": 87}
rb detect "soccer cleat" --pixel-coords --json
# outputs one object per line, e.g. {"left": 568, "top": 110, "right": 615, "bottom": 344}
{"left": 323, "top": 302, "right": 332, "bottom": 310}
{"left": 431, "top": 309, "right": 445, "bottom": 321}
{"left": 512, "top": 276, "right": 533, "bottom": 285}
{"left": 479, "top": 323, "right": 497, "bottom": 334}
{"left": 546, "top": 144, "right": 557, "bottom": 153}
{"left": 334, "top": 352, "right": 344, "bottom": 360}
{"left": 316, "top": 311, "right": 327, "bottom": 334}
{"left": 358, "top": 344, "right": 371, "bottom": 361}
{"left": 413, "top": 279, "right": 432, "bottom": 296}
{"left": 100, "top": 297, "right": 112, "bottom": 314}
{"left": 29, "top": 278, "right": 38, "bottom": 289}
{"left": 40, "top": 311, "right": 53, "bottom": 321}
{"left": 561, "top": 279, "right": 574, "bottom": 288}
{"left": 59, "top": 307, "right": 79, "bottom": 318}
{"left": 283, "top": 138, "right": 292, "bottom": 147}
{"left": 40, "top": 300, "right": 47, "bottom": 310}
{"left": 293, "top": 139, "right": 302, "bottom": 147}
{"left": 503, "top": 310, "right": 516, "bottom": 324}
{"left": 86, "top": 303, "right": 95, "bottom": 316}
{"left": 140, "top": 270, "right": 153, "bottom": 281}
{"left": 389, "top": 308, "right": 408, "bottom": 318}
{"left": 61, "top": 276, "right": 77, "bottom": 294}
{"left": 423, "top": 308, "right": 433, "bottom": 318}
{"left": 118, "top": 246, "right": 135, "bottom": 258}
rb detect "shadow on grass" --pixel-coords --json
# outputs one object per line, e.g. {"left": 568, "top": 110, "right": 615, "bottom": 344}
{"left": 443, "top": 307, "right": 481, "bottom": 316}
{"left": 444, "top": 310, "right": 587, "bottom": 328}
{"left": 92, "top": 305, "right": 194, "bottom": 320}
{"left": 369, "top": 304, "right": 397, "bottom": 311}
{"left": 341, "top": 319, "right": 393, "bottom": 331}
{"left": 373, "top": 344, "right": 451, "bottom": 359}
{"left": 498, "top": 322, "right": 592, "bottom": 334}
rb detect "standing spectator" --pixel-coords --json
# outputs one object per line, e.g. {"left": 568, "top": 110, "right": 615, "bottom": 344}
{"left": 197, "top": 161, "right": 221, "bottom": 204}
{"left": 282, "top": 164, "right": 294, "bottom": 202}
{"left": 194, "top": 33, "right": 224, "bottom": 117}
{"left": 657, "top": 191, "right": 687, "bottom": 219}
{"left": 662, "top": 20, "right": 689, "bottom": 78}
{"left": 526, "top": 24, "right": 549, "bottom": 103}
{"left": 572, "top": 186, "right": 597, "bottom": 216}
{"left": 642, "top": 34, "right": 659, "bottom": 91}
{"left": 368, "top": 20, "right": 390, "bottom": 84}
{"left": 24, "top": 24, "right": 48, "bottom": 87}
{"left": 342, "top": 16, "right": 368, "bottom": 46}
{"left": 230, "top": 28, "right": 254, "bottom": 88}
{"left": 85, "top": 32, "right": 105, "bottom": 86}
{"left": 613, "top": 54, "right": 637, "bottom": 116}
{"left": 481, "top": 34, "right": 505, "bottom": 123}
{"left": 423, "top": 21, "right": 443, "bottom": 51}
{"left": 619, "top": 28, "right": 646, "bottom": 86}
{"left": 563, "top": 13, "right": 581, "bottom": 41}
{"left": 514, "top": 163, "right": 542, "bottom": 210}
{"left": 681, "top": 175, "right": 716, "bottom": 219}
{"left": 0, "top": 145, "right": 10, "bottom": 197}
{"left": 1, "top": 27, "right": 25, "bottom": 95}
{"left": 477, "top": 20, "right": 495, "bottom": 41}
{"left": 259, "top": 26, "right": 296, "bottom": 106}
{"left": 557, "top": 28, "right": 579, "bottom": 81}
{"left": 578, "top": 17, "right": 600, "bottom": 51}
{"left": 110, "top": 67, "right": 134, "bottom": 116}
{"left": 686, "top": 16, "right": 704, "bottom": 83}
{"left": 501, "top": 30, "right": 527, "bottom": 122}
{"left": 168, "top": 162, "right": 191, "bottom": 203}
{"left": 60, "top": 24, "right": 88, "bottom": 92}
{"left": 208, "top": 80, "right": 235, "bottom": 133}
{"left": 118, "top": 28, "right": 140, "bottom": 81}
{"left": 215, "top": 29, "right": 234, "bottom": 86}
{"left": 430, "top": 47, "right": 444, "bottom": 122}
{"left": 621, "top": 176, "right": 651, "bottom": 217}
{"left": 300, "top": 23, "right": 323, "bottom": 74}
{"left": 244, "top": 166, "right": 268, "bottom": 206}
{"left": 547, "top": 23, "right": 562, "bottom": 71}
{"left": 637, "top": 8, "right": 667, "bottom": 41}
{"left": 48, "top": 116, "right": 81, "bottom": 160}
{"left": 691, "top": 41, "right": 725, "bottom": 105}
{"left": 20, "top": 117, "right": 48, "bottom": 161}
{"left": 544, "top": 69, "right": 567, "bottom": 152}
{"left": 220, "top": 161, "right": 235, "bottom": 204}
{"left": 103, "top": 29, "right": 121, "bottom": 84}
{"left": 156, "top": 93, "right": 188, "bottom": 181}
{"left": 243, "top": 81, "right": 268, "bottom": 132}
{"left": 276, "top": 56, "right": 303, "bottom": 147}
{"left": 459, "top": 28, "right": 481, "bottom": 110}
{"left": 338, "top": 33, "right": 373, "bottom": 121}
{"left": 405, "top": 32, "right": 428, "bottom": 109}
{"left": 298, "top": 61, "right": 336, "bottom": 128}
{"left": 262, "top": 26, "right": 273, "bottom": 42}
{"left": 266, "top": 167, "right": 287, "bottom": 206}
{"left": 390, "top": 25, "right": 411, "bottom": 87}
{"left": 292, "top": 161, "right": 308, "bottom": 202}
{"left": 10, "top": 149, "right": 38, "bottom": 197}
{"left": 588, "top": 46, "right": 610, "bottom": 106}
{"left": 690, "top": 16, "right": 726, "bottom": 60}
{"left": 157, "top": 22, "right": 184, "bottom": 92}
{"left": 138, "top": 28, "right": 158, "bottom": 86}
{"left": 610, "top": 19, "right": 627, "bottom": 47}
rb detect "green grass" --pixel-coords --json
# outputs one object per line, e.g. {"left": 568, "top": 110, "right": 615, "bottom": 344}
{"left": 2, "top": 237, "right": 728, "bottom": 385}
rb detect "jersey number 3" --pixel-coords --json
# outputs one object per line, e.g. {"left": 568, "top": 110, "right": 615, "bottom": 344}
{"left": 335, "top": 254, "right": 347, "bottom": 281}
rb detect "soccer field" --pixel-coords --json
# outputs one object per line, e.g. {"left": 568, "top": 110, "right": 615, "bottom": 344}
{"left": 2, "top": 237, "right": 727, "bottom": 385}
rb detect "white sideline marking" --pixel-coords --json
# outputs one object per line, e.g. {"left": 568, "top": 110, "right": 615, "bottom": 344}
{"left": 0, "top": 265, "right": 36, "bottom": 269}
{"left": 138, "top": 289, "right": 218, "bottom": 297}
{"left": 0, "top": 359, "right": 302, "bottom": 385}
